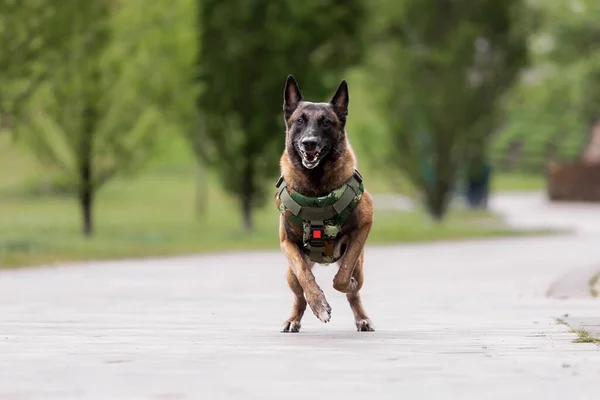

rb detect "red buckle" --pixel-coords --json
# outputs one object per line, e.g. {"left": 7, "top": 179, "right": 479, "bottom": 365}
{"left": 309, "top": 225, "right": 325, "bottom": 247}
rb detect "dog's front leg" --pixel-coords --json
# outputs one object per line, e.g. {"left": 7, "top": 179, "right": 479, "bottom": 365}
{"left": 334, "top": 220, "right": 375, "bottom": 332}
{"left": 280, "top": 226, "right": 331, "bottom": 324}
{"left": 333, "top": 219, "right": 372, "bottom": 294}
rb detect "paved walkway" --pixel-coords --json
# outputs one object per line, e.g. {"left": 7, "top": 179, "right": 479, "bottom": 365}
{"left": 1, "top": 192, "right": 599, "bottom": 399}
{"left": 491, "top": 191, "right": 600, "bottom": 235}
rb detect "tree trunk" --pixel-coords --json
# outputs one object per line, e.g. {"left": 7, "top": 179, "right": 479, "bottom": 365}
{"left": 241, "top": 193, "right": 253, "bottom": 231}
{"left": 195, "top": 164, "right": 207, "bottom": 218}
{"left": 80, "top": 97, "right": 96, "bottom": 237}
{"left": 241, "top": 162, "right": 254, "bottom": 231}
{"left": 426, "top": 179, "right": 451, "bottom": 221}
{"left": 79, "top": 163, "right": 94, "bottom": 237}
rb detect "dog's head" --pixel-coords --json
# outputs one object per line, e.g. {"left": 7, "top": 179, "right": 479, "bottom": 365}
{"left": 283, "top": 75, "right": 349, "bottom": 170}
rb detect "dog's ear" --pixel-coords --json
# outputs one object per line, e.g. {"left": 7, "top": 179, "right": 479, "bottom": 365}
{"left": 329, "top": 80, "right": 349, "bottom": 122}
{"left": 284, "top": 75, "right": 303, "bottom": 121}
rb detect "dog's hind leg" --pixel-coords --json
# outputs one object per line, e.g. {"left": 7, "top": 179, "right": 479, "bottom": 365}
{"left": 344, "top": 250, "right": 375, "bottom": 332}
{"left": 281, "top": 266, "right": 307, "bottom": 333}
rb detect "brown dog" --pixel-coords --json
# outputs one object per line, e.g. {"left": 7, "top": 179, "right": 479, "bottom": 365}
{"left": 275, "top": 75, "right": 374, "bottom": 332}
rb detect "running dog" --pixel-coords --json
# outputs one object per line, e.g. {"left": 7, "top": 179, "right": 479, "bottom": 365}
{"left": 275, "top": 75, "right": 375, "bottom": 332}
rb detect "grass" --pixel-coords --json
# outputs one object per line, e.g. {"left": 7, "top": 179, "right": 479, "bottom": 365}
{"left": 491, "top": 173, "right": 545, "bottom": 192}
{"left": 556, "top": 318, "right": 568, "bottom": 326}
{"left": 343, "top": 168, "right": 546, "bottom": 196}
{"left": 571, "top": 329, "right": 600, "bottom": 344}
{"left": 0, "top": 174, "right": 530, "bottom": 268}
{"left": 557, "top": 315, "right": 600, "bottom": 345}
{"left": 0, "top": 133, "right": 550, "bottom": 269}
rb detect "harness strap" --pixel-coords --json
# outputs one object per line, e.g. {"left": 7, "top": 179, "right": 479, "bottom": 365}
{"left": 276, "top": 169, "right": 364, "bottom": 264}
{"left": 308, "top": 219, "right": 325, "bottom": 263}
{"left": 278, "top": 176, "right": 361, "bottom": 221}
{"left": 277, "top": 181, "right": 303, "bottom": 216}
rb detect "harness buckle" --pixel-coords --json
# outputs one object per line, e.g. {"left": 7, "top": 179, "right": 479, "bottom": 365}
{"left": 353, "top": 169, "right": 363, "bottom": 184}
{"left": 309, "top": 224, "right": 325, "bottom": 247}
{"left": 275, "top": 175, "right": 284, "bottom": 188}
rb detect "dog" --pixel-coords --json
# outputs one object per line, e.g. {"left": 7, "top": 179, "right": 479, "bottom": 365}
{"left": 274, "top": 75, "right": 374, "bottom": 332}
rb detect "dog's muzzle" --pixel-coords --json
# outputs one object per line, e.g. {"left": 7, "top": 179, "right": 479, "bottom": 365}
{"left": 299, "top": 138, "right": 326, "bottom": 169}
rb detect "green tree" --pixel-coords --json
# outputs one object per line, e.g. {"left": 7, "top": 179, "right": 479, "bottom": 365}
{"left": 0, "top": 0, "right": 75, "bottom": 129}
{"left": 195, "top": 0, "right": 364, "bottom": 230}
{"left": 492, "top": 0, "right": 600, "bottom": 171}
{"left": 15, "top": 1, "right": 172, "bottom": 236}
{"left": 121, "top": 0, "right": 203, "bottom": 215}
{"left": 364, "top": 0, "right": 529, "bottom": 219}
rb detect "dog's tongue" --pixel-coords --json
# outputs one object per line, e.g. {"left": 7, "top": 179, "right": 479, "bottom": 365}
{"left": 305, "top": 151, "right": 317, "bottom": 161}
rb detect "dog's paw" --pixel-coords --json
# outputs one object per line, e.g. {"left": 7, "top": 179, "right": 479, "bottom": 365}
{"left": 356, "top": 319, "right": 375, "bottom": 332}
{"left": 281, "top": 320, "right": 301, "bottom": 333}
{"left": 306, "top": 292, "right": 332, "bottom": 323}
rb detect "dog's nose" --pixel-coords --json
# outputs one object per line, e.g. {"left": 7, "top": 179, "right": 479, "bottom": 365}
{"left": 301, "top": 137, "right": 319, "bottom": 152}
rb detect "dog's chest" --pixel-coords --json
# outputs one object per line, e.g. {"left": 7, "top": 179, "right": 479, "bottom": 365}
{"left": 275, "top": 170, "right": 364, "bottom": 264}
{"left": 280, "top": 209, "right": 355, "bottom": 264}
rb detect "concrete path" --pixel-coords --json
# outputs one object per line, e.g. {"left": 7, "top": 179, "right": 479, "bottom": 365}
{"left": 491, "top": 191, "right": 600, "bottom": 235}
{"left": 1, "top": 193, "right": 600, "bottom": 400}
{"left": 491, "top": 192, "right": 600, "bottom": 301}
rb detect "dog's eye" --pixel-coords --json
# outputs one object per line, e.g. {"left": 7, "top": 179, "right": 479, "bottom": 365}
{"left": 296, "top": 117, "right": 304, "bottom": 125}
{"left": 322, "top": 119, "right": 331, "bottom": 128}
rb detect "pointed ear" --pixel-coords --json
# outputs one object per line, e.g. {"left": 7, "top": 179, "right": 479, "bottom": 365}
{"left": 283, "top": 75, "right": 303, "bottom": 120}
{"left": 329, "top": 80, "right": 349, "bottom": 121}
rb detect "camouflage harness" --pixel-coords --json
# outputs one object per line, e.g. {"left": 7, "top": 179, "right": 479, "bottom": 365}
{"left": 275, "top": 170, "right": 364, "bottom": 264}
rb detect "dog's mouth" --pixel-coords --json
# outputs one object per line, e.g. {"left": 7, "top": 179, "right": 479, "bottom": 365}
{"left": 300, "top": 149, "right": 327, "bottom": 169}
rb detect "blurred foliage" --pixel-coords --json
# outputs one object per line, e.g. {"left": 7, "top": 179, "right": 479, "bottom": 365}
{"left": 2, "top": 0, "right": 599, "bottom": 236}
{"left": 195, "top": 0, "right": 364, "bottom": 229}
{"left": 11, "top": 0, "right": 197, "bottom": 235}
{"left": 493, "top": 0, "right": 600, "bottom": 172}
{"left": 0, "top": 137, "right": 539, "bottom": 268}
{"left": 361, "top": 0, "right": 530, "bottom": 219}
{"left": 0, "top": 0, "right": 79, "bottom": 128}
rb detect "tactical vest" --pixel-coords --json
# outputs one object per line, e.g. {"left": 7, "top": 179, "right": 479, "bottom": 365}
{"left": 275, "top": 169, "right": 364, "bottom": 264}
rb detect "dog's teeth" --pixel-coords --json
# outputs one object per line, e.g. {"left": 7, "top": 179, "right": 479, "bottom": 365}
{"left": 304, "top": 152, "right": 319, "bottom": 162}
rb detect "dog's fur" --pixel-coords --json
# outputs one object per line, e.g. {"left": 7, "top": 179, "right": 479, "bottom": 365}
{"left": 278, "top": 75, "right": 375, "bottom": 332}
